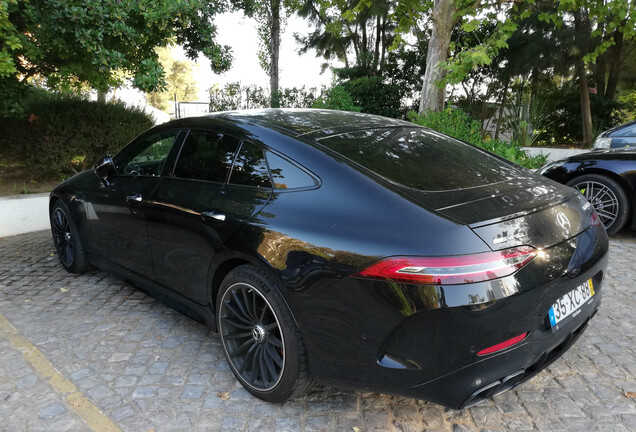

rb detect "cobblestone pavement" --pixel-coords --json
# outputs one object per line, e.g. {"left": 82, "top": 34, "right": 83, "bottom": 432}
{"left": 0, "top": 230, "right": 634, "bottom": 432}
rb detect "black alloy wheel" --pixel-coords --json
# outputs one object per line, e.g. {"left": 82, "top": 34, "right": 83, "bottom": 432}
{"left": 220, "top": 281, "right": 285, "bottom": 390}
{"left": 50, "top": 200, "right": 89, "bottom": 273}
{"left": 217, "top": 265, "right": 313, "bottom": 402}
{"left": 52, "top": 207, "right": 74, "bottom": 267}
{"left": 567, "top": 174, "right": 630, "bottom": 235}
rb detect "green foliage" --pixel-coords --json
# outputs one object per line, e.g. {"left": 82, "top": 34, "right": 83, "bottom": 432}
{"left": 332, "top": 61, "right": 406, "bottom": 117}
{"left": 408, "top": 108, "right": 483, "bottom": 144}
{"left": 339, "top": 75, "right": 403, "bottom": 117}
{"left": 617, "top": 90, "right": 636, "bottom": 124}
{"left": 541, "top": 0, "right": 636, "bottom": 65}
{"left": 408, "top": 108, "right": 547, "bottom": 169}
{"left": 277, "top": 87, "right": 319, "bottom": 108}
{"left": 210, "top": 82, "right": 319, "bottom": 111}
{"left": 311, "top": 86, "right": 361, "bottom": 112}
{"left": 1, "top": 0, "right": 237, "bottom": 93}
{"left": 0, "top": 91, "right": 154, "bottom": 176}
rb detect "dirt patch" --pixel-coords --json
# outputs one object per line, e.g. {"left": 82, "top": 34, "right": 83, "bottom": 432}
{"left": 0, "top": 167, "right": 61, "bottom": 197}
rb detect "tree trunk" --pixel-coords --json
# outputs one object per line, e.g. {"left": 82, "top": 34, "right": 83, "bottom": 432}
{"left": 380, "top": 19, "right": 386, "bottom": 69}
{"left": 419, "top": 0, "right": 456, "bottom": 113}
{"left": 530, "top": 67, "right": 539, "bottom": 112}
{"left": 594, "top": 22, "right": 607, "bottom": 97}
{"left": 594, "top": 54, "right": 607, "bottom": 97}
{"left": 270, "top": 0, "right": 280, "bottom": 108}
{"left": 495, "top": 77, "right": 510, "bottom": 141}
{"left": 576, "top": 59, "right": 594, "bottom": 146}
{"left": 372, "top": 15, "right": 381, "bottom": 73}
{"left": 605, "top": 28, "right": 624, "bottom": 100}
{"left": 97, "top": 90, "right": 107, "bottom": 103}
{"left": 574, "top": 9, "right": 593, "bottom": 147}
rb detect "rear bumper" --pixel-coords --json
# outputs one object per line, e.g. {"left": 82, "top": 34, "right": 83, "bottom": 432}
{"left": 396, "top": 290, "right": 601, "bottom": 408}
{"left": 291, "top": 225, "right": 608, "bottom": 408}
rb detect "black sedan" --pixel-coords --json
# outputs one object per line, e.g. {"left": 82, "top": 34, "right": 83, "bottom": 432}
{"left": 538, "top": 148, "right": 636, "bottom": 235}
{"left": 50, "top": 109, "right": 608, "bottom": 409}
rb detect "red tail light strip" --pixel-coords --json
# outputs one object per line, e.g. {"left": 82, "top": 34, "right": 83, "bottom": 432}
{"left": 353, "top": 246, "right": 536, "bottom": 285}
{"left": 477, "top": 332, "right": 528, "bottom": 356}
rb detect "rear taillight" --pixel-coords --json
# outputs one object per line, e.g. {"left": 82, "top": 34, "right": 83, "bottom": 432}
{"left": 353, "top": 246, "right": 536, "bottom": 285}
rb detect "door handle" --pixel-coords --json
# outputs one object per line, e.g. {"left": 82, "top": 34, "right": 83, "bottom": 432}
{"left": 201, "top": 211, "right": 226, "bottom": 223}
{"left": 126, "top": 193, "right": 143, "bottom": 204}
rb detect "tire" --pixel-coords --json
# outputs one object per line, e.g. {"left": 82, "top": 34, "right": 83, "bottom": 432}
{"left": 50, "top": 200, "right": 90, "bottom": 273}
{"left": 216, "top": 264, "right": 313, "bottom": 402}
{"left": 566, "top": 174, "right": 631, "bottom": 235}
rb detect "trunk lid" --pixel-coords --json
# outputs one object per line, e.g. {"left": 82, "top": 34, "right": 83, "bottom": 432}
{"left": 395, "top": 175, "right": 592, "bottom": 250}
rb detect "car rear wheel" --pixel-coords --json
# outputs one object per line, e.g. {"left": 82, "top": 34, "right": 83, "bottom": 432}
{"left": 50, "top": 200, "right": 90, "bottom": 273}
{"left": 216, "top": 264, "right": 313, "bottom": 402}
{"left": 566, "top": 174, "right": 630, "bottom": 235}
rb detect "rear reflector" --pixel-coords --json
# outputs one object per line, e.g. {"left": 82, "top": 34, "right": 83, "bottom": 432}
{"left": 477, "top": 332, "right": 528, "bottom": 356}
{"left": 353, "top": 246, "right": 536, "bottom": 285}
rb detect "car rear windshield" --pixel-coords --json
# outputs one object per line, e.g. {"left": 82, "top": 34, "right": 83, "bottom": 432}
{"left": 316, "top": 127, "right": 520, "bottom": 191}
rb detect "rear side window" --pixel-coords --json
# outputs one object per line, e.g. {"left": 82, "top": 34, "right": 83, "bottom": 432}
{"left": 229, "top": 141, "right": 272, "bottom": 188}
{"left": 317, "top": 128, "right": 519, "bottom": 191}
{"left": 174, "top": 130, "right": 240, "bottom": 183}
{"left": 265, "top": 151, "right": 318, "bottom": 190}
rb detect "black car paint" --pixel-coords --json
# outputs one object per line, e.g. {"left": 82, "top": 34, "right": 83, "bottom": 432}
{"left": 541, "top": 149, "right": 636, "bottom": 230}
{"left": 50, "top": 109, "right": 608, "bottom": 408}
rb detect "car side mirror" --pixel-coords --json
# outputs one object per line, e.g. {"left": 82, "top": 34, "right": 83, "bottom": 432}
{"left": 94, "top": 155, "right": 116, "bottom": 184}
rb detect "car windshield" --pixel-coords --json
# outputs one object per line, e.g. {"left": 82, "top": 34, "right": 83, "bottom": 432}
{"left": 316, "top": 127, "right": 520, "bottom": 192}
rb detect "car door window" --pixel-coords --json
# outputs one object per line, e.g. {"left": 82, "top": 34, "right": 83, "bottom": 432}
{"left": 173, "top": 130, "right": 240, "bottom": 183}
{"left": 114, "top": 130, "right": 180, "bottom": 176}
{"left": 229, "top": 141, "right": 272, "bottom": 188}
{"left": 265, "top": 151, "right": 318, "bottom": 190}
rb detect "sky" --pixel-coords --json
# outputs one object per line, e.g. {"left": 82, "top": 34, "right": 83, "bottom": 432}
{"left": 110, "top": 11, "right": 338, "bottom": 118}
{"left": 191, "top": 11, "right": 337, "bottom": 100}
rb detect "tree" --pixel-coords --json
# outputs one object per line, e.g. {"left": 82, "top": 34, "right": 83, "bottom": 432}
{"left": 146, "top": 48, "right": 200, "bottom": 114}
{"left": 0, "top": 0, "right": 242, "bottom": 93}
{"left": 381, "top": 0, "right": 635, "bottom": 146}
{"left": 542, "top": 0, "right": 636, "bottom": 146}
{"left": 293, "top": 1, "right": 422, "bottom": 116}
{"left": 418, "top": 0, "right": 456, "bottom": 113}
{"left": 255, "top": 0, "right": 285, "bottom": 107}
{"left": 295, "top": 0, "right": 395, "bottom": 74}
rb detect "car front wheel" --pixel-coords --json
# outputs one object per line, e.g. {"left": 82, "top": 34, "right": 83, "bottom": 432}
{"left": 216, "top": 264, "right": 313, "bottom": 402}
{"left": 566, "top": 174, "right": 630, "bottom": 235}
{"left": 50, "top": 200, "right": 90, "bottom": 273}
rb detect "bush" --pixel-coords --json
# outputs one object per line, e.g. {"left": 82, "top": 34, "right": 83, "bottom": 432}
{"left": 408, "top": 108, "right": 547, "bottom": 169}
{"left": 339, "top": 76, "right": 402, "bottom": 118}
{"left": 311, "top": 86, "right": 361, "bottom": 112}
{"left": 0, "top": 92, "right": 154, "bottom": 177}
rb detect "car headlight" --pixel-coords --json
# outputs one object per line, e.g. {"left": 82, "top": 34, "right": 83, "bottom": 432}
{"left": 592, "top": 136, "right": 612, "bottom": 149}
{"left": 536, "top": 160, "right": 565, "bottom": 175}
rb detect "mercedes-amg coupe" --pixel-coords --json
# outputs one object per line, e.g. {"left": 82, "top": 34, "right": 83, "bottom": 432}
{"left": 50, "top": 109, "right": 608, "bottom": 408}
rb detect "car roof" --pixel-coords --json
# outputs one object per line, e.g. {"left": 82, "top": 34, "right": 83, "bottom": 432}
{"left": 157, "top": 108, "right": 415, "bottom": 140}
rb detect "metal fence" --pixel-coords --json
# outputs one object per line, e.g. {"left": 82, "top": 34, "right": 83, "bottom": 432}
{"left": 175, "top": 101, "right": 210, "bottom": 119}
